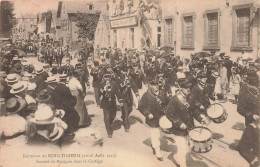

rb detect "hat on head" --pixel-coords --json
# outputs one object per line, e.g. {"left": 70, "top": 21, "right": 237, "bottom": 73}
{"left": 10, "top": 82, "right": 28, "bottom": 94}
{"left": 30, "top": 104, "right": 61, "bottom": 125}
{"left": 59, "top": 74, "right": 67, "bottom": 81}
{"left": 5, "top": 97, "right": 26, "bottom": 115}
{"left": 93, "top": 61, "right": 99, "bottom": 67}
{"left": 34, "top": 65, "right": 44, "bottom": 75}
{"left": 212, "top": 71, "right": 219, "bottom": 78}
{"left": 177, "top": 78, "right": 192, "bottom": 88}
{"left": 197, "top": 71, "right": 207, "bottom": 79}
{"left": 177, "top": 66, "right": 183, "bottom": 70}
{"left": 43, "top": 64, "right": 50, "bottom": 69}
{"left": 5, "top": 74, "right": 19, "bottom": 83}
{"left": 22, "top": 73, "right": 33, "bottom": 81}
{"left": 223, "top": 55, "right": 230, "bottom": 59}
{"left": 75, "top": 63, "right": 83, "bottom": 69}
{"left": 149, "top": 79, "right": 157, "bottom": 86}
{"left": 46, "top": 76, "right": 57, "bottom": 83}
{"left": 35, "top": 90, "right": 51, "bottom": 103}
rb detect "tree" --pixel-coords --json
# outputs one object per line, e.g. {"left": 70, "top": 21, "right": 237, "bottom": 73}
{"left": 76, "top": 11, "right": 101, "bottom": 42}
{"left": 0, "top": 1, "right": 16, "bottom": 38}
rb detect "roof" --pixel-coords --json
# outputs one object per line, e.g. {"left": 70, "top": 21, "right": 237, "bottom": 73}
{"left": 57, "top": 1, "right": 105, "bottom": 18}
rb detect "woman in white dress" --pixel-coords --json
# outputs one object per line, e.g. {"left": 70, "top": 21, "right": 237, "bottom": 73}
{"left": 230, "top": 66, "right": 241, "bottom": 103}
{"left": 68, "top": 70, "right": 89, "bottom": 127}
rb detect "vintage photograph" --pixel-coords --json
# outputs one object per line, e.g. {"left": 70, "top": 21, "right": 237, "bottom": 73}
{"left": 0, "top": 0, "right": 259, "bottom": 166}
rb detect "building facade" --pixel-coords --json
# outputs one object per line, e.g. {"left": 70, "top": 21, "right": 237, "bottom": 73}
{"left": 57, "top": 1, "right": 108, "bottom": 50}
{"left": 12, "top": 14, "right": 37, "bottom": 41}
{"left": 108, "top": 0, "right": 162, "bottom": 50}
{"left": 162, "top": 0, "right": 260, "bottom": 60}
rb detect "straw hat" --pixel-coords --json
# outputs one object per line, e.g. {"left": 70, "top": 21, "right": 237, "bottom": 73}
{"left": 5, "top": 74, "right": 19, "bottom": 83}
{"left": 30, "top": 104, "right": 61, "bottom": 125}
{"left": 5, "top": 97, "right": 26, "bottom": 115}
{"left": 35, "top": 90, "right": 51, "bottom": 103}
{"left": 212, "top": 71, "right": 219, "bottom": 78}
{"left": 10, "top": 82, "right": 28, "bottom": 94}
{"left": 45, "top": 76, "right": 57, "bottom": 83}
{"left": 34, "top": 65, "right": 44, "bottom": 75}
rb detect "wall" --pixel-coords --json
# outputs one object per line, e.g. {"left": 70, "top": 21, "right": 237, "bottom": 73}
{"left": 162, "top": 0, "right": 258, "bottom": 61}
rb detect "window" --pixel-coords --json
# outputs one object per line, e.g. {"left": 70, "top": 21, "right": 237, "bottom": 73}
{"left": 203, "top": 10, "right": 220, "bottom": 50}
{"left": 89, "top": 4, "right": 93, "bottom": 10}
{"left": 113, "top": 30, "right": 117, "bottom": 48}
{"left": 164, "top": 18, "right": 173, "bottom": 46}
{"left": 181, "top": 13, "right": 195, "bottom": 49}
{"left": 231, "top": 4, "right": 253, "bottom": 51}
{"left": 130, "top": 28, "right": 134, "bottom": 48}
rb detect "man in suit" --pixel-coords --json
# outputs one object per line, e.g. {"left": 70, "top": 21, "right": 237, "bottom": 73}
{"left": 90, "top": 61, "right": 102, "bottom": 107}
{"left": 61, "top": 59, "right": 74, "bottom": 77}
{"left": 190, "top": 71, "right": 211, "bottom": 125}
{"left": 118, "top": 74, "right": 140, "bottom": 132}
{"left": 99, "top": 72, "right": 123, "bottom": 138}
{"left": 138, "top": 79, "right": 165, "bottom": 161}
{"left": 237, "top": 70, "right": 260, "bottom": 126}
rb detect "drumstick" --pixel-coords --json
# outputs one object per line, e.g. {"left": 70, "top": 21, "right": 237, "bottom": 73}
{"left": 200, "top": 122, "right": 205, "bottom": 134}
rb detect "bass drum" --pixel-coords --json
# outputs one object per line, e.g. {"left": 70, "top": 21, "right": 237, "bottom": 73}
{"left": 188, "top": 126, "right": 213, "bottom": 153}
{"left": 207, "top": 103, "right": 228, "bottom": 123}
{"left": 159, "top": 115, "right": 172, "bottom": 134}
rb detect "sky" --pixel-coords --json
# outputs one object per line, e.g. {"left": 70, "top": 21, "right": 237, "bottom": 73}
{"left": 13, "top": 0, "right": 59, "bottom": 17}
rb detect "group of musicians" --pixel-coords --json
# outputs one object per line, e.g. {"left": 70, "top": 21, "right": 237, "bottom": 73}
{"left": 92, "top": 48, "right": 259, "bottom": 167}
{"left": 0, "top": 42, "right": 259, "bottom": 167}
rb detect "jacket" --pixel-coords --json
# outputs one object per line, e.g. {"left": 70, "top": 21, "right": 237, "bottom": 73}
{"left": 138, "top": 91, "right": 165, "bottom": 127}
{"left": 165, "top": 95, "right": 195, "bottom": 136}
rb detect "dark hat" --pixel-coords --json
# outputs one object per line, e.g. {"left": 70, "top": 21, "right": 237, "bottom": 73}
{"left": 177, "top": 78, "right": 192, "bottom": 88}
{"left": 5, "top": 97, "right": 26, "bottom": 115}
{"left": 75, "top": 63, "right": 83, "bottom": 69}
{"left": 149, "top": 79, "right": 157, "bottom": 86}
{"left": 197, "top": 71, "right": 207, "bottom": 78}
{"left": 223, "top": 55, "right": 230, "bottom": 59}
{"left": 93, "top": 61, "right": 99, "bottom": 66}
{"left": 35, "top": 90, "right": 51, "bottom": 103}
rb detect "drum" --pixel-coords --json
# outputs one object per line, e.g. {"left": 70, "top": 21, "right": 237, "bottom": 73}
{"left": 188, "top": 126, "right": 212, "bottom": 153}
{"left": 207, "top": 103, "right": 228, "bottom": 123}
{"left": 159, "top": 115, "right": 172, "bottom": 134}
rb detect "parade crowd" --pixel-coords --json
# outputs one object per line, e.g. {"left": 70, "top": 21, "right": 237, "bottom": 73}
{"left": 0, "top": 41, "right": 259, "bottom": 167}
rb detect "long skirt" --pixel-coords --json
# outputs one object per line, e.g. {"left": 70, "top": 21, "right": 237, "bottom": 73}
{"left": 70, "top": 89, "right": 89, "bottom": 126}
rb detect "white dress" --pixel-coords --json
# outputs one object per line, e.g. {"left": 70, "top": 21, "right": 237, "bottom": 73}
{"left": 230, "top": 74, "right": 241, "bottom": 95}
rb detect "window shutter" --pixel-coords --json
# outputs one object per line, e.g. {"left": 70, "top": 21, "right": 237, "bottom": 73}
{"left": 207, "top": 13, "right": 218, "bottom": 46}
{"left": 183, "top": 16, "right": 193, "bottom": 46}
{"left": 164, "top": 19, "right": 173, "bottom": 46}
{"left": 236, "top": 8, "right": 250, "bottom": 46}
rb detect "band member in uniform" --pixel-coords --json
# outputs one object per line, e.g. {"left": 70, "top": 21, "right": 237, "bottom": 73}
{"left": 138, "top": 80, "right": 165, "bottom": 161}
{"left": 165, "top": 78, "right": 195, "bottom": 167}
{"left": 99, "top": 72, "right": 123, "bottom": 138}
{"left": 61, "top": 59, "right": 74, "bottom": 77}
{"left": 237, "top": 70, "right": 260, "bottom": 126}
{"left": 190, "top": 71, "right": 211, "bottom": 125}
{"left": 119, "top": 74, "right": 140, "bottom": 132}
